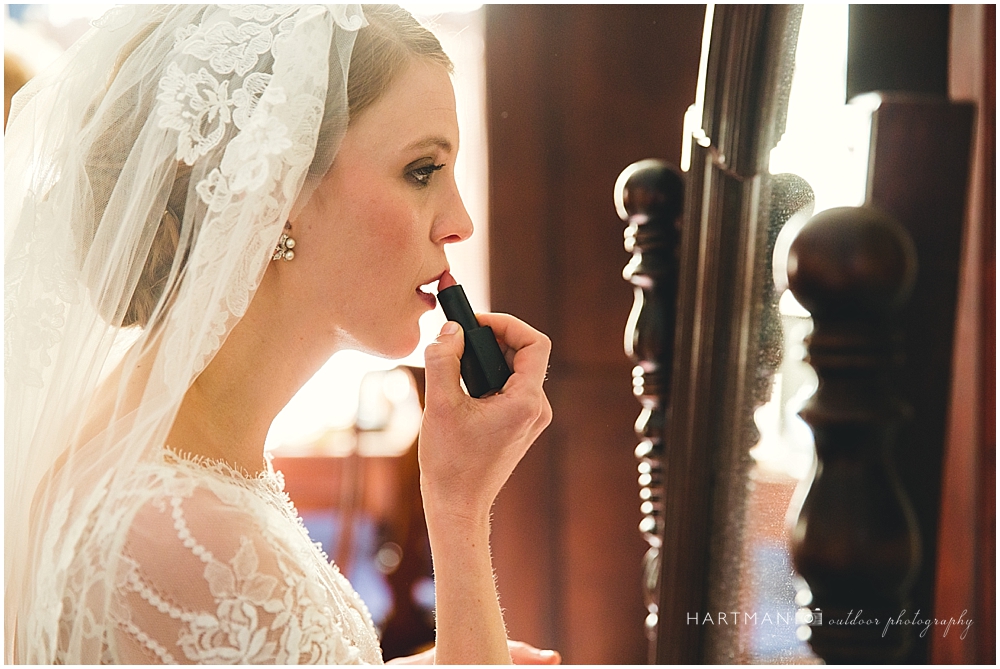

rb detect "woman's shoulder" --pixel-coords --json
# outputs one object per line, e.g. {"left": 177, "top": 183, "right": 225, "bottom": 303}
{"left": 107, "top": 448, "right": 382, "bottom": 664}
{"left": 133, "top": 447, "right": 286, "bottom": 505}
{"left": 118, "top": 447, "right": 309, "bottom": 564}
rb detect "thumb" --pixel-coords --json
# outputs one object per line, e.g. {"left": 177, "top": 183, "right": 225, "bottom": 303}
{"left": 423, "top": 321, "right": 466, "bottom": 406}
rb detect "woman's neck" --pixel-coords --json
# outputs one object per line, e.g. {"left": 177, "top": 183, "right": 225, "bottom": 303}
{"left": 166, "top": 269, "right": 341, "bottom": 474}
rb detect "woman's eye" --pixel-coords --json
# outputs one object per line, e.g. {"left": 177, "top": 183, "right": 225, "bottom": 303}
{"left": 409, "top": 163, "right": 445, "bottom": 187}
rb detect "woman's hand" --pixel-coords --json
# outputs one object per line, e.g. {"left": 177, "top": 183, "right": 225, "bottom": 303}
{"left": 419, "top": 312, "right": 552, "bottom": 523}
{"left": 387, "top": 640, "right": 561, "bottom": 665}
{"left": 418, "top": 313, "right": 552, "bottom": 664}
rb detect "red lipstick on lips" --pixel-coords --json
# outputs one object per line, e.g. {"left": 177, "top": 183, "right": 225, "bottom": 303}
{"left": 418, "top": 272, "right": 448, "bottom": 309}
{"left": 436, "top": 270, "right": 512, "bottom": 398}
{"left": 437, "top": 270, "right": 457, "bottom": 291}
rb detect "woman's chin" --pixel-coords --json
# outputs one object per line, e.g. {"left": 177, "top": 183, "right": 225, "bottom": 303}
{"left": 373, "top": 329, "right": 422, "bottom": 361}
{"left": 336, "top": 325, "right": 419, "bottom": 361}
{"left": 384, "top": 342, "right": 419, "bottom": 360}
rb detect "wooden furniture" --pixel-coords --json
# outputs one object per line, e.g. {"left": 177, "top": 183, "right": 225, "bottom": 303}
{"left": 787, "top": 206, "right": 921, "bottom": 663}
{"left": 617, "top": 4, "right": 987, "bottom": 664}
{"left": 856, "top": 95, "right": 974, "bottom": 664}
{"left": 631, "top": 5, "right": 802, "bottom": 663}
{"left": 616, "top": 159, "right": 684, "bottom": 658}
{"left": 934, "top": 5, "right": 996, "bottom": 664}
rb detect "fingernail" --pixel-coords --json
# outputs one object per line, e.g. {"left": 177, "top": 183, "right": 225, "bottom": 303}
{"left": 537, "top": 650, "right": 557, "bottom": 659}
{"left": 440, "top": 321, "right": 459, "bottom": 336}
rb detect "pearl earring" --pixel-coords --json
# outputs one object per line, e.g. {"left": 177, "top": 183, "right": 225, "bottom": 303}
{"left": 272, "top": 232, "right": 296, "bottom": 261}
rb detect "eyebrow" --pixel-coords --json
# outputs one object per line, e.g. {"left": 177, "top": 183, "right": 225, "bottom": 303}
{"left": 405, "top": 136, "right": 454, "bottom": 154}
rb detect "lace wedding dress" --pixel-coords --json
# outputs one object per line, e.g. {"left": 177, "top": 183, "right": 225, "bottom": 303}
{"left": 31, "top": 448, "right": 383, "bottom": 664}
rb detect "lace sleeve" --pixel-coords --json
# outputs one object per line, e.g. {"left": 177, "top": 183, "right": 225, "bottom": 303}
{"left": 109, "top": 471, "right": 380, "bottom": 664}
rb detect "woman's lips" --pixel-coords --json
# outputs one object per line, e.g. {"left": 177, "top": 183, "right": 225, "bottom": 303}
{"left": 417, "top": 289, "right": 437, "bottom": 309}
{"left": 417, "top": 270, "right": 453, "bottom": 309}
{"left": 437, "top": 270, "right": 457, "bottom": 290}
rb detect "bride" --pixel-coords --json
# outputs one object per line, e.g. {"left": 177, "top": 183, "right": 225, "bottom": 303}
{"left": 5, "top": 5, "right": 556, "bottom": 664}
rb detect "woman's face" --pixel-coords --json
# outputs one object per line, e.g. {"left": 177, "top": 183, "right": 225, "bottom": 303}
{"left": 287, "top": 57, "right": 472, "bottom": 358}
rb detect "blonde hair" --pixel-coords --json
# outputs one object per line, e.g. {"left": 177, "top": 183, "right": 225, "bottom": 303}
{"left": 347, "top": 4, "right": 453, "bottom": 121}
{"left": 119, "top": 5, "right": 451, "bottom": 328}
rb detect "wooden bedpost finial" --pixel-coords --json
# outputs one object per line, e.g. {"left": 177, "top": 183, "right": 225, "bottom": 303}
{"left": 615, "top": 158, "right": 685, "bottom": 223}
{"left": 616, "top": 159, "right": 684, "bottom": 660}
{"left": 787, "top": 205, "right": 921, "bottom": 664}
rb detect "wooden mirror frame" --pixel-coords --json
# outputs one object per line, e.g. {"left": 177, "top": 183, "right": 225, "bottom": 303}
{"left": 650, "top": 5, "right": 803, "bottom": 663}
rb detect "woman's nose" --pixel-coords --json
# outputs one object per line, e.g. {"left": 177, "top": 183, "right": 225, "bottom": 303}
{"left": 433, "top": 186, "right": 475, "bottom": 245}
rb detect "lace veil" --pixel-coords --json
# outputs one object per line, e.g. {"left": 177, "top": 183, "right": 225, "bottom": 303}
{"left": 4, "top": 5, "right": 365, "bottom": 662}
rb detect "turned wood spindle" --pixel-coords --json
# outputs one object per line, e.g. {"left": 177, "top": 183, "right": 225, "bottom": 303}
{"left": 787, "top": 206, "right": 921, "bottom": 664}
{"left": 615, "top": 159, "right": 684, "bottom": 657}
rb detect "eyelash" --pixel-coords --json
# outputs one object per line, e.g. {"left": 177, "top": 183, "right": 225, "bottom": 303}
{"left": 409, "top": 163, "right": 445, "bottom": 187}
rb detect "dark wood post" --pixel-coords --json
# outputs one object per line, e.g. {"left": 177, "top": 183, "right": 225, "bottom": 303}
{"left": 615, "top": 159, "right": 684, "bottom": 662}
{"left": 787, "top": 205, "right": 922, "bottom": 663}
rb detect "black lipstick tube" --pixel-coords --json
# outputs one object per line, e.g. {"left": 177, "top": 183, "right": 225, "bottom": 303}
{"left": 437, "top": 284, "right": 512, "bottom": 398}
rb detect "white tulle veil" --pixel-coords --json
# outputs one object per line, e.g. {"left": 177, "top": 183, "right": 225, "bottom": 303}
{"left": 4, "top": 5, "right": 365, "bottom": 662}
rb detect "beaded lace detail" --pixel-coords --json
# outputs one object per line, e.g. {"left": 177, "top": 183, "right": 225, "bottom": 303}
{"left": 45, "top": 447, "right": 383, "bottom": 664}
